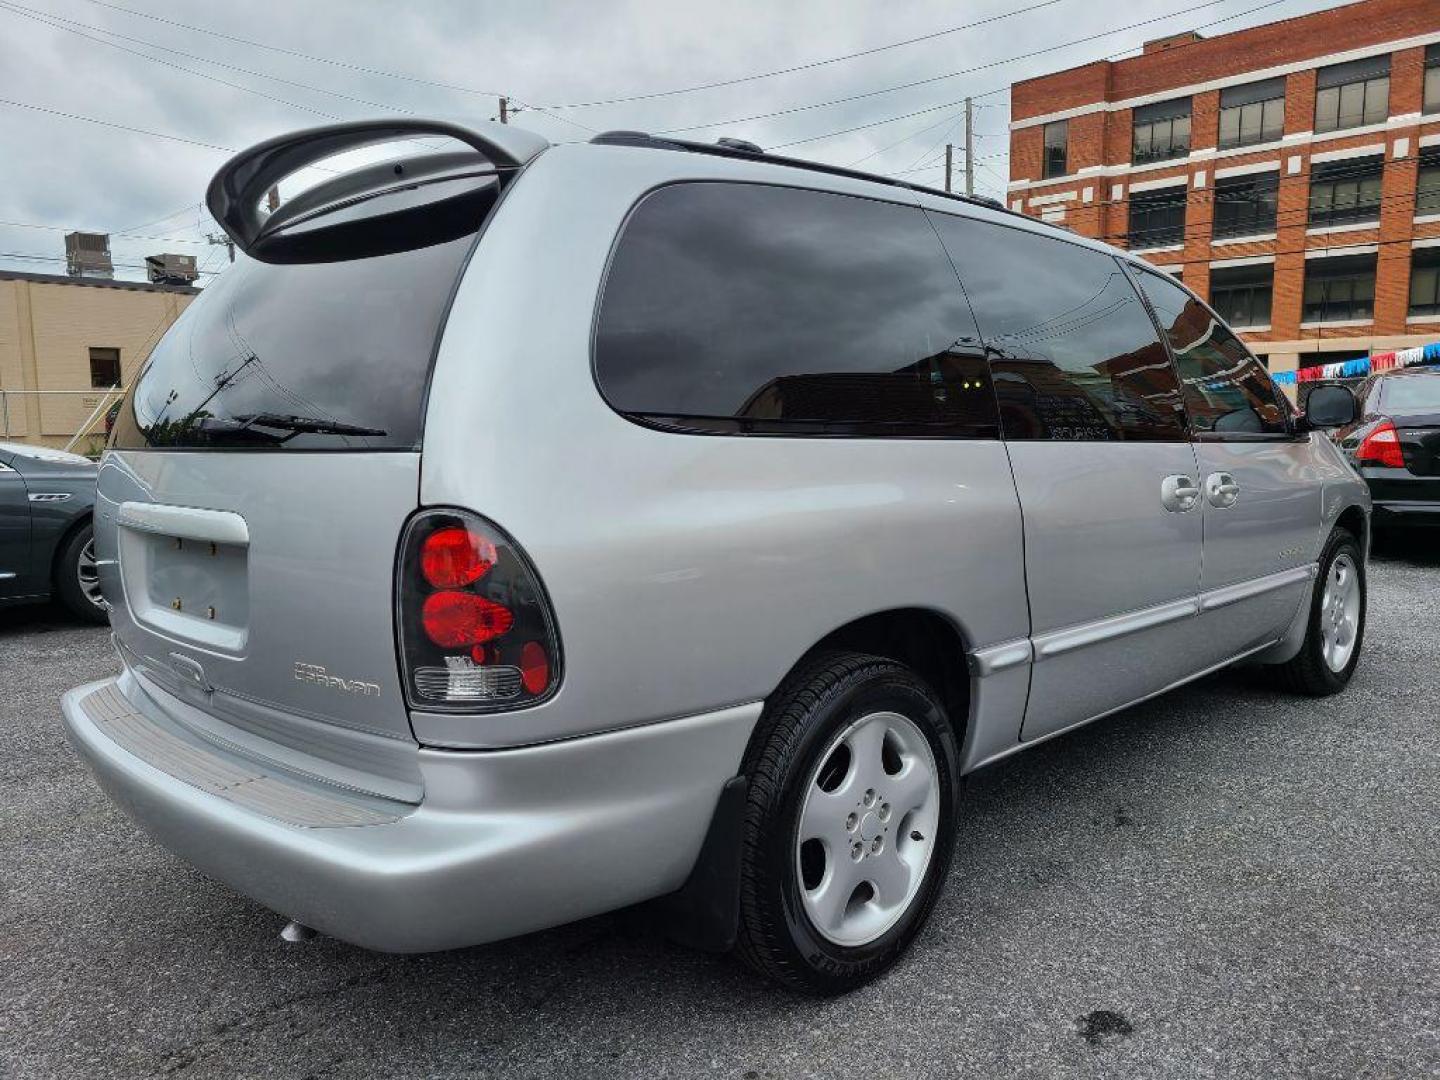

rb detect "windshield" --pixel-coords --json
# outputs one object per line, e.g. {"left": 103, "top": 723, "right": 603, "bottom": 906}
{"left": 111, "top": 231, "right": 476, "bottom": 451}
{"left": 1379, "top": 373, "right": 1440, "bottom": 414}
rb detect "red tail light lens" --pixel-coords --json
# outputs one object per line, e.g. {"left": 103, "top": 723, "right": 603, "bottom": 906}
{"left": 1357, "top": 421, "right": 1404, "bottom": 469}
{"left": 421, "top": 591, "right": 514, "bottom": 647}
{"left": 397, "top": 510, "right": 561, "bottom": 712}
{"left": 420, "top": 527, "right": 497, "bottom": 589}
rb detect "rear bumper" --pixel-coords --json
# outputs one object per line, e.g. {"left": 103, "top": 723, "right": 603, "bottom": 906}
{"left": 62, "top": 674, "right": 759, "bottom": 953}
{"left": 1371, "top": 500, "right": 1440, "bottom": 529}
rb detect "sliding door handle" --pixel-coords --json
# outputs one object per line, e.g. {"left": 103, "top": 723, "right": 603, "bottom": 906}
{"left": 1161, "top": 475, "right": 1200, "bottom": 513}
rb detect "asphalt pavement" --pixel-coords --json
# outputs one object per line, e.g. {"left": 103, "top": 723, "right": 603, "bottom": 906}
{"left": 3, "top": 543, "right": 1438, "bottom": 1079}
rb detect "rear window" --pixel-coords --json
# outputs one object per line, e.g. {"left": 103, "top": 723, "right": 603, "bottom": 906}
{"left": 1379, "top": 374, "right": 1440, "bottom": 412}
{"left": 112, "top": 233, "right": 476, "bottom": 451}
{"left": 594, "top": 182, "right": 1000, "bottom": 438}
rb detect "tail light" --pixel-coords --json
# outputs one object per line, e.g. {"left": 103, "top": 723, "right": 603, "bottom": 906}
{"left": 1356, "top": 421, "right": 1405, "bottom": 469}
{"left": 396, "top": 510, "right": 561, "bottom": 711}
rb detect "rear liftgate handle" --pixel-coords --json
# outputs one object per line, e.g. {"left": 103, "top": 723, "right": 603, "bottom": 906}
{"left": 1161, "top": 474, "right": 1201, "bottom": 513}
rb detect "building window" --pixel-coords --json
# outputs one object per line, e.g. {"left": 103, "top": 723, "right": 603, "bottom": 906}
{"left": 1128, "top": 186, "right": 1187, "bottom": 249}
{"left": 1303, "top": 254, "right": 1377, "bottom": 323}
{"left": 1213, "top": 171, "right": 1279, "bottom": 238}
{"left": 88, "top": 347, "right": 121, "bottom": 388}
{"left": 1308, "top": 155, "right": 1383, "bottom": 228}
{"left": 1425, "top": 44, "right": 1439, "bottom": 115}
{"left": 1419, "top": 147, "right": 1440, "bottom": 216}
{"left": 1209, "top": 264, "right": 1274, "bottom": 327}
{"left": 1042, "top": 120, "right": 1068, "bottom": 179}
{"left": 1314, "top": 57, "right": 1390, "bottom": 133}
{"left": 1132, "top": 98, "right": 1191, "bottom": 165}
{"left": 1218, "top": 77, "right": 1285, "bottom": 149}
{"left": 1411, "top": 248, "right": 1440, "bottom": 318}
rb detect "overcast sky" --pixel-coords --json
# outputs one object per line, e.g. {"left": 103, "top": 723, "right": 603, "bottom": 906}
{"left": 0, "top": 0, "right": 1343, "bottom": 283}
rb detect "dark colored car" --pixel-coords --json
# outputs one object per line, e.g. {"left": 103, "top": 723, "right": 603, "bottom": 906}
{"left": 1332, "top": 368, "right": 1440, "bottom": 534}
{"left": 0, "top": 441, "right": 105, "bottom": 622}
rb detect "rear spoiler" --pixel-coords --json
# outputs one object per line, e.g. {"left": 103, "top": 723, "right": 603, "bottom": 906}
{"left": 205, "top": 118, "right": 548, "bottom": 263}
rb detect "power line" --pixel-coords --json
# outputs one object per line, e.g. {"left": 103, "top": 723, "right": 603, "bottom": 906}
{"left": 807, "top": 0, "right": 1299, "bottom": 166}
{"left": 0, "top": 220, "right": 209, "bottom": 245}
{"left": 539, "top": 0, "right": 1073, "bottom": 110}
{"left": 0, "top": 250, "right": 219, "bottom": 273}
{"left": 0, "top": 1, "right": 343, "bottom": 121}
{"left": 664, "top": 0, "right": 1254, "bottom": 140}
{"left": 0, "top": 97, "right": 235, "bottom": 152}
{"left": 1, "top": 0, "right": 406, "bottom": 114}
{"left": 78, "top": 0, "right": 509, "bottom": 99}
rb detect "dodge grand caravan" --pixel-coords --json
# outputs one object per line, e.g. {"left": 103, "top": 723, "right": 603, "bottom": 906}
{"left": 62, "top": 119, "right": 1370, "bottom": 994}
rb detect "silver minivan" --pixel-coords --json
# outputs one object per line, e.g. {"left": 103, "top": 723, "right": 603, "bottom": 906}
{"left": 62, "top": 119, "right": 1370, "bottom": 994}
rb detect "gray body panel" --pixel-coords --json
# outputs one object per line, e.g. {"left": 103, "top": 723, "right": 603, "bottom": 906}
{"left": 65, "top": 129, "right": 1372, "bottom": 954}
{"left": 0, "top": 442, "right": 97, "bottom": 604}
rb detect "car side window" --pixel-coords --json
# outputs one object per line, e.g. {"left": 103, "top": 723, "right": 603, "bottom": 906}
{"left": 594, "top": 182, "right": 1001, "bottom": 438}
{"left": 926, "top": 213, "right": 1188, "bottom": 442}
{"left": 1134, "top": 269, "right": 1289, "bottom": 436}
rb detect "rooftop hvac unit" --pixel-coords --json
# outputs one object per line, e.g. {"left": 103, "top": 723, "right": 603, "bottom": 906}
{"left": 64, "top": 231, "right": 114, "bottom": 278}
{"left": 144, "top": 253, "right": 199, "bottom": 285}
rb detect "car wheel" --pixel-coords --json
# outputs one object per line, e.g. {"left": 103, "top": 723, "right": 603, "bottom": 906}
{"left": 1270, "top": 528, "right": 1365, "bottom": 696}
{"left": 56, "top": 522, "right": 109, "bottom": 625}
{"left": 735, "top": 651, "right": 960, "bottom": 994}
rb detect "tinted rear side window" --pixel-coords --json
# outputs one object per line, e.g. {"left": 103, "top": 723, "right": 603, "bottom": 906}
{"left": 112, "top": 232, "right": 477, "bottom": 451}
{"left": 928, "top": 214, "right": 1188, "bottom": 441}
{"left": 594, "top": 182, "right": 1000, "bottom": 438}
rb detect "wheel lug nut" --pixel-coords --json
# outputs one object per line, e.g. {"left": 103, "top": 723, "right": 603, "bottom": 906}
{"left": 878, "top": 803, "right": 891, "bottom": 822}
{"left": 863, "top": 788, "right": 876, "bottom": 807}
{"left": 845, "top": 813, "right": 858, "bottom": 831}
{"left": 870, "top": 837, "right": 883, "bottom": 854}
{"left": 851, "top": 842, "right": 864, "bottom": 861}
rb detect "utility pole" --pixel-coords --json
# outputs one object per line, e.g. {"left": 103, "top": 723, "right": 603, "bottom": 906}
{"left": 206, "top": 233, "right": 234, "bottom": 263}
{"left": 944, "top": 144, "right": 954, "bottom": 193}
{"left": 964, "top": 96, "right": 975, "bottom": 197}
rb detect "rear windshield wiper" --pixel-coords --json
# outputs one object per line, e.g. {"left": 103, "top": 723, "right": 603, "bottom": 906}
{"left": 229, "top": 413, "right": 388, "bottom": 439}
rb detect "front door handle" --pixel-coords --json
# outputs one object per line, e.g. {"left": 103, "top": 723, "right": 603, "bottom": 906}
{"left": 1206, "top": 472, "right": 1240, "bottom": 508}
{"left": 1161, "top": 474, "right": 1200, "bottom": 513}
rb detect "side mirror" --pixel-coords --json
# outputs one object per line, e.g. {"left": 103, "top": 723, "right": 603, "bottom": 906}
{"left": 1301, "top": 385, "right": 1358, "bottom": 430}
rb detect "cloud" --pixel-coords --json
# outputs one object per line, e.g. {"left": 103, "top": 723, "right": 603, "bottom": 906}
{"left": 0, "top": 0, "right": 1338, "bottom": 281}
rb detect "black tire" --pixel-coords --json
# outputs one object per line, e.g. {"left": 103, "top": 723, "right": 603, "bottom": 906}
{"left": 1269, "top": 528, "right": 1365, "bottom": 696}
{"left": 55, "top": 521, "right": 108, "bottom": 625}
{"left": 734, "top": 651, "right": 960, "bottom": 995}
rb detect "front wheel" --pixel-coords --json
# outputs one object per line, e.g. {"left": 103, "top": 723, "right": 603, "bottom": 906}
{"left": 1270, "top": 528, "right": 1365, "bottom": 695}
{"left": 735, "top": 652, "right": 960, "bottom": 994}
{"left": 56, "top": 522, "right": 108, "bottom": 624}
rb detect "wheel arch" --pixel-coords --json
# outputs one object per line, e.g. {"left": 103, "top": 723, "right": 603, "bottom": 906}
{"left": 1335, "top": 503, "right": 1369, "bottom": 558}
{"left": 48, "top": 509, "right": 93, "bottom": 589}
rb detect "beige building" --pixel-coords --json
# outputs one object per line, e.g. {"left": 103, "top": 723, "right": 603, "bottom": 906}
{"left": 0, "top": 270, "right": 196, "bottom": 452}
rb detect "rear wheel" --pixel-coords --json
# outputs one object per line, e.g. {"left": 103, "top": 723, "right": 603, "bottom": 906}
{"left": 1270, "top": 528, "right": 1364, "bottom": 695}
{"left": 56, "top": 522, "right": 108, "bottom": 624}
{"left": 735, "top": 651, "right": 960, "bottom": 994}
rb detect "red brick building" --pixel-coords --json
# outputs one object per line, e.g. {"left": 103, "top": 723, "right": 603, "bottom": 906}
{"left": 1007, "top": 0, "right": 1440, "bottom": 385}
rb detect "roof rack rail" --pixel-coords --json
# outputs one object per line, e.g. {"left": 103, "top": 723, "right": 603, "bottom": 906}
{"left": 589, "top": 130, "right": 1015, "bottom": 217}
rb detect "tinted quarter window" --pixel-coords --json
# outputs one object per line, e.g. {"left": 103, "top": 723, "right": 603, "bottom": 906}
{"left": 929, "top": 215, "right": 1187, "bottom": 442}
{"left": 113, "top": 234, "right": 478, "bottom": 450}
{"left": 594, "top": 183, "right": 1000, "bottom": 438}
{"left": 1136, "top": 269, "right": 1287, "bottom": 435}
